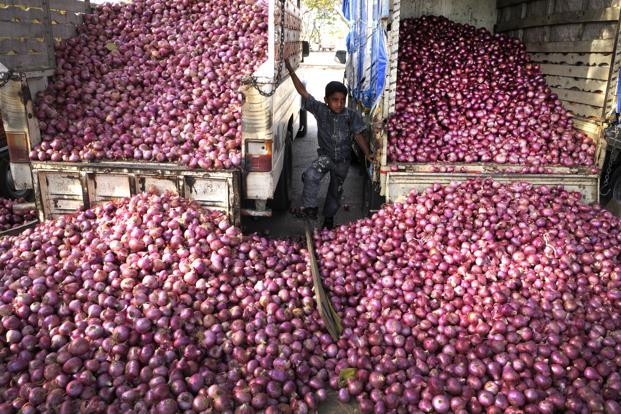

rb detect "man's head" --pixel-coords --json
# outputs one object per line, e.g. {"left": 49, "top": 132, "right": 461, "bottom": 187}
{"left": 324, "top": 81, "right": 348, "bottom": 114}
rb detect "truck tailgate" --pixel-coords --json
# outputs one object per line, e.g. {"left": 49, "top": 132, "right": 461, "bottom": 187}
{"left": 384, "top": 163, "right": 600, "bottom": 204}
{"left": 31, "top": 161, "right": 240, "bottom": 224}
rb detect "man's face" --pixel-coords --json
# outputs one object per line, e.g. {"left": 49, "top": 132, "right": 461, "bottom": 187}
{"left": 325, "top": 92, "right": 346, "bottom": 114}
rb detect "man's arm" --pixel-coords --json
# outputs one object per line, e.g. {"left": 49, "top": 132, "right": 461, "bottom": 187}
{"left": 354, "top": 133, "right": 373, "bottom": 160}
{"left": 285, "top": 59, "right": 310, "bottom": 100}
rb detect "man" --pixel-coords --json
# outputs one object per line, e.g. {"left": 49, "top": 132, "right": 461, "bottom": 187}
{"left": 285, "top": 59, "right": 372, "bottom": 229}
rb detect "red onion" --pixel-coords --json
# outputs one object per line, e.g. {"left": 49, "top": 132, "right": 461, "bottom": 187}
{"left": 30, "top": 0, "right": 268, "bottom": 170}
{"left": 0, "top": 192, "right": 325, "bottom": 412}
{"left": 0, "top": 198, "right": 36, "bottom": 231}
{"left": 315, "top": 179, "right": 621, "bottom": 412}
{"left": 388, "top": 16, "right": 596, "bottom": 168}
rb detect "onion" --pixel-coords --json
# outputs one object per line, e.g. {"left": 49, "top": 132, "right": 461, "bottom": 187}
{"left": 388, "top": 16, "right": 596, "bottom": 168}
{"left": 30, "top": 0, "right": 269, "bottom": 170}
{"left": 2, "top": 178, "right": 620, "bottom": 412}
{"left": 0, "top": 198, "right": 36, "bottom": 231}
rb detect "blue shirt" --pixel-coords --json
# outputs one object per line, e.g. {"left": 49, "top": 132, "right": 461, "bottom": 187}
{"left": 303, "top": 95, "right": 366, "bottom": 162}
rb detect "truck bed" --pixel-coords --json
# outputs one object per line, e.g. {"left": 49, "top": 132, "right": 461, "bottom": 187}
{"left": 30, "top": 161, "right": 240, "bottom": 224}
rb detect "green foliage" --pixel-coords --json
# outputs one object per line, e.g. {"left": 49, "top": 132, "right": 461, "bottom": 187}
{"left": 301, "top": 0, "right": 346, "bottom": 48}
{"left": 302, "top": 0, "right": 340, "bottom": 10}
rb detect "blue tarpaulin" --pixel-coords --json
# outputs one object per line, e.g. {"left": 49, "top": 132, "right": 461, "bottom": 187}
{"left": 342, "top": 0, "right": 389, "bottom": 109}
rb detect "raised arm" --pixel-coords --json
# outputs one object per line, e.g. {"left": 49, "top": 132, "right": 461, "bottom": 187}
{"left": 285, "top": 59, "right": 310, "bottom": 100}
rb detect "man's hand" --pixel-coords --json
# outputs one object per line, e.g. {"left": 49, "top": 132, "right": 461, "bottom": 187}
{"left": 365, "top": 152, "right": 375, "bottom": 162}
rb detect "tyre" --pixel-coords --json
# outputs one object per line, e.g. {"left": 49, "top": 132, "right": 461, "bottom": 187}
{"left": 296, "top": 109, "right": 307, "bottom": 138}
{"left": 270, "top": 130, "right": 293, "bottom": 211}
{"left": 0, "top": 155, "right": 34, "bottom": 201}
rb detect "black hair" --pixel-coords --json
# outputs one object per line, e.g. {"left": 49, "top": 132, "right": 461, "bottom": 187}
{"left": 325, "top": 81, "right": 348, "bottom": 98}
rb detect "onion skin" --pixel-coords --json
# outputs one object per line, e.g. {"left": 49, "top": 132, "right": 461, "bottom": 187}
{"left": 388, "top": 16, "right": 596, "bottom": 168}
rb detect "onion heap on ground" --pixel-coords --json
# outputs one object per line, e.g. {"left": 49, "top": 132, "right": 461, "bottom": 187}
{"left": 0, "top": 199, "right": 37, "bottom": 232}
{"left": 316, "top": 180, "right": 621, "bottom": 413}
{"left": 388, "top": 16, "right": 596, "bottom": 168}
{"left": 1, "top": 180, "right": 620, "bottom": 413}
{"left": 30, "top": 0, "right": 267, "bottom": 170}
{"left": 0, "top": 193, "right": 329, "bottom": 414}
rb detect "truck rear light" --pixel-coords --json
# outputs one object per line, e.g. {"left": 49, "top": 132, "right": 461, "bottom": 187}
{"left": 6, "top": 132, "right": 30, "bottom": 162}
{"left": 245, "top": 140, "right": 272, "bottom": 172}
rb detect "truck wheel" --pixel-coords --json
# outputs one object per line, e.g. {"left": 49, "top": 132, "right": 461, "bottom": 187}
{"left": 271, "top": 130, "right": 293, "bottom": 211}
{"left": 296, "top": 109, "right": 307, "bottom": 138}
{"left": 0, "top": 156, "right": 34, "bottom": 201}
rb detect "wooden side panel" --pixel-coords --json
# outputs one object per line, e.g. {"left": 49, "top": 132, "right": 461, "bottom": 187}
{"left": 496, "top": 0, "right": 621, "bottom": 123}
{"left": 386, "top": 168, "right": 600, "bottom": 204}
{"left": 0, "top": 0, "right": 89, "bottom": 72}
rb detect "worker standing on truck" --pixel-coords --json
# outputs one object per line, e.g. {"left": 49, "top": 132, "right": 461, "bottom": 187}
{"left": 285, "top": 59, "right": 372, "bottom": 230}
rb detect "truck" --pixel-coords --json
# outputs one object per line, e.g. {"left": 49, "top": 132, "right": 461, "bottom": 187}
{"left": 344, "top": 0, "right": 621, "bottom": 208}
{"left": 0, "top": 0, "right": 309, "bottom": 225}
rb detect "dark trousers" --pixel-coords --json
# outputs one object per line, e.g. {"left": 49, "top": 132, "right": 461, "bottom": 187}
{"left": 301, "top": 155, "right": 349, "bottom": 218}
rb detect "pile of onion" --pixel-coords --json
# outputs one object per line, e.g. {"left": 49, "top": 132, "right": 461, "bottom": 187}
{"left": 0, "top": 199, "right": 37, "bottom": 232}
{"left": 0, "top": 193, "right": 329, "bottom": 413}
{"left": 315, "top": 179, "right": 621, "bottom": 413}
{"left": 388, "top": 16, "right": 596, "bottom": 168}
{"left": 2, "top": 180, "right": 620, "bottom": 413}
{"left": 30, "top": 0, "right": 268, "bottom": 170}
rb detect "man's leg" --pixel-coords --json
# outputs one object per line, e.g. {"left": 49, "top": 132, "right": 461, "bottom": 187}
{"left": 322, "top": 160, "right": 349, "bottom": 220}
{"left": 301, "top": 156, "right": 331, "bottom": 217}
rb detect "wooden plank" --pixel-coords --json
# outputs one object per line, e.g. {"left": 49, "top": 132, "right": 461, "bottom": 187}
{"left": 529, "top": 52, "right": 613, "bottom": 66}
{"left": 0, "top": 38, "right": 46, "bottom": 54}
{"left": 0, "top": 21, "right": 45, "bottom": 37}
{"left": 539, "top": 63, "right": 610, "bottom": 79}
{"left": 525, "top": 39, "right": 615, "bottom": 52}
{"left": 0, "top": 0, "right": 43, "bottom": 7}
{"left": 304, "top": 222, "right": 342, "bottom": 341}
{"left": 573, "top": 117, "right": 603, "bottom": 139}
{"left": 544, "top": 75, "right": 609, "bottom": 92}
{"left": 50, "top": 9, "right": 82, "bottom": 25}
{"left": 563, "top": 101, "right": 605, "bottom": 118}
{"left": 49, "top": 0, "right": 87, "bottom": 13}
{"left": 51, "top": 22, "right": 76, "bottom": 39}
{"left": 498, "top": 0, "right": 527, "bottom": 7}
{"left": 0, "top": 53, "right": 49, "bottom": 71}
{"left": 497, "top": 7, "right": 620, "bottom": 32}
{"left": 551, "top": 87, "right": 606, "bottom": 106}
{"left": 0, "top": 6, "right": 45, "bottom": 22}
{"left": 0, "top": 220, "right": 38, "bottom": 238}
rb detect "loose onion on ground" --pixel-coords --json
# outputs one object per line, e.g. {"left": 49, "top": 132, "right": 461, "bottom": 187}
{"left": 30, "top": 0, "right": 267, "bottom": 169}
{"left": 388, "top": 16, "right": 596, "bottom": 168}
{"left": 1, "top": 180, "right": 620, "bottom": 413}
{"left": 0, "top": 199, "right": 36, "bottom": 232}
{"left": 0, "top": 193, "right": 328, "bottom": 413}
{"left": 316, "top": 180, "right": 621, "bottom": 413}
